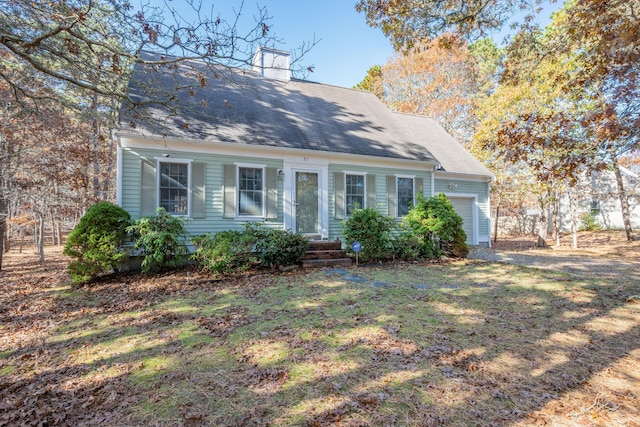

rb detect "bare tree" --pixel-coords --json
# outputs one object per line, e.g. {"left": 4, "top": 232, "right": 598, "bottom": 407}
{"left": 0, "top": 0, "right": 315, "bottom": 112}
{"left": 0, "top": 0, "right": 316, "bottom": 268}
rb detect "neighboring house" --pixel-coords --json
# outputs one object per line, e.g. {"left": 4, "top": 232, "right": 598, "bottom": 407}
{"left": 556, "top": 166, "right": 640, "bottom": 232}
{"left": 115, "top": 48, "right": 493, "bottom": 246}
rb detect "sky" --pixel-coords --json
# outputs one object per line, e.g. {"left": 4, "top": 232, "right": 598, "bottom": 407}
{"left": 247, "top": 0, "right": 395, "bottom": 88}
{"left": 150, "top": 0, "right": 562, "bottom": 89}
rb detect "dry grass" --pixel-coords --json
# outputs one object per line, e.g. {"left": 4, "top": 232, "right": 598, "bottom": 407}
{"left": 1, "top": 232, "right": 639, "bottom": 426}
{"left": 494, "top": 230, "right": 640, "bottom": 257}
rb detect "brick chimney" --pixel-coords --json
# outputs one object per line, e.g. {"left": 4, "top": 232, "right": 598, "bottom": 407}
{"left": 252, "top": 46, "right": 291, "bottom": 81}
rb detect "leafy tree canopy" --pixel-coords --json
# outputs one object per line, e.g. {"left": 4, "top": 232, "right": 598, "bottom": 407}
{"left": 355, "top": 0, "right": 548, "bottom": 51}
{"left": 382, "top": 34, "right": 486, "bottom": 144}
{"left": 353, "top": 65, "right": 384, "bottom": 99}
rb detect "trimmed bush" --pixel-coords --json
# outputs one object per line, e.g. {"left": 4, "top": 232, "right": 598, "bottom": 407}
{"left": 390, "top": 232, "right": 423, "bottom": 261}
{"left": 126, "top": 208, "right": 189, "bottom": 273}
{"left": 342, "top": 207, "right": 394, "bottom": 263}
{"left": 399, "top": 193, "right": 468, "bottom": 258}
{"left": 63, "top": 201, "right": 131, "bottom": 284}
{"left": 191, "top": 230, "right": 256, "bottom": 274}
{"left": 244, "top": 223, "right": 308, "bottom": 268}
{"left": 192, "top": 223, "right": 309, "bottom": 274}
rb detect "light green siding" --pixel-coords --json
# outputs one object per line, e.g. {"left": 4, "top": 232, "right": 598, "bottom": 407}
{"left": 121, "top": 146, "right": 490, "bottom": 245}
{"left": 328, "top": 164, "right": 433, "bottom": 241}
{"left": 120, "top": 147, "right": 283, "bottom": 237}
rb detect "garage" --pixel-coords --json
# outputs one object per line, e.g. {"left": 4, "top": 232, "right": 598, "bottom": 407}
{"left": 448, "top": 197, "right": 475, "bottom": 245}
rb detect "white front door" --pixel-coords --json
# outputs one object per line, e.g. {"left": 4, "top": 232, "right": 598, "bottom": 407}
{"left": 283, "top": 158, "right": 328, "bottom": 238}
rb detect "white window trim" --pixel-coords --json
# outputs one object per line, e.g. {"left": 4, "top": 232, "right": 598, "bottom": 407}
{"left": 155, "top": 157, "right": 193, "bottom": 217}
{"left": 345, "top": 172, "right": 367, "bottom": 215}
{"left": 395, "top": 175, "right": 415, "bottom": 218}
{"left": 236, "top": 163, "right": 267, "bottom": 219}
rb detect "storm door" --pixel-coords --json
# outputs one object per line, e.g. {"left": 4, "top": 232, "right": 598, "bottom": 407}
{"left": 294, "top": 171, "right": 319, "bottom": 234}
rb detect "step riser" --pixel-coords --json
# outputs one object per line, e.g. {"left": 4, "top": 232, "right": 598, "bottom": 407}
{"left": 301, "top": 240, "right": 351, "bottom": 267}
{"left": 306, "top": 241, "right": 342, "bottom": 251}
{"left": 302, "top": 250, "right": 347, "bottom": 260}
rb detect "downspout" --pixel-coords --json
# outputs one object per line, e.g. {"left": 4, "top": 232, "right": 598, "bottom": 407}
{"left": 431, "top": 165, "right": 436, "bottom": 196}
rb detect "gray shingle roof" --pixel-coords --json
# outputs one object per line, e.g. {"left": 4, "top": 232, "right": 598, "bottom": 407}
{"left": 119, "top": 56, "right": 490, "bottom": 177}
{"left": 394, "top": 113, "right": 493, "bottom": 176}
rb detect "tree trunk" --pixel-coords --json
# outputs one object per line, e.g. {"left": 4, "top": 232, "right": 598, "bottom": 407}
{"left": 0, "top": 217, "right": 4, "bottom": 271}
{"left": 37, "top": 212, "right": 45, "bottom": 263}
{"left": 50, "top": 213, "right": 56, "bottom": 245}
{"left": 537, "top": 220, "right": 547, "bottom": 247}
{"left": 610, "top": 151, "right": 634, "bottom": 242}
{"left": 568, "top": 188, "right": 578, "bottom": 249}
{"left": 493, "top": 197, "right": 500, "bottom": 244}
{"left": 103, "top": 125, "right": 116, "bottom": 199}
{"left": 536, "top": 197, "right": 548, "bottom": 247}
{"left": 0, "top": 191, "right": 6, "bottom": 271}
{"left": 552, "top": 191, "right": 560, "bottom": 246}
{"left": 56, "top": 221, "right": 62, "bottom": 247}
{"left": 91, "top": 93, "right": 104, "bottom": 200}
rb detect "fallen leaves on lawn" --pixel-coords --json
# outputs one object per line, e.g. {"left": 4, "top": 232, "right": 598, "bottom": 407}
{"left": 1, "top": 240, "right": 639, "bottom": 426}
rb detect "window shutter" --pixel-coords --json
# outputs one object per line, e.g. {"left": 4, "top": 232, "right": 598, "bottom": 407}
{"left": 415, "top": 177, "right": 423, "bottom": 201}
{"left": 366, "top": 174, "right": 376, "bottom": 209}
{"left": 141, "top": 158, "right": 156, "bottom": 216}
{"left": 334, "top": 172, "right": 344, "bottom": 219}
{"left": 265, "top": 167, "right": 278, "bottom": 219}
{"left": 223, "top": 164, "right": 236, "bottom": 218}
{"left": 387, "top": 175, "right": 396, "bottom": 217}
{"left": 191, "top": 162, "right": 206, "bottom": 219}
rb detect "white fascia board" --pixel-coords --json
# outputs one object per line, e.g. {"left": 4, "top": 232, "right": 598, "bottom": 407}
{"left": 435, "top": 171, "right": 493, "bottom": 182}
{"left": 118, "top": 135, "right": 439, "bottom": 171}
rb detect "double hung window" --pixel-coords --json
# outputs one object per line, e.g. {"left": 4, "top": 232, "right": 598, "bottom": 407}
{"left": 397, "top": 177, "right": 414, "bottom": 217}
{"left": 345, "top": 174, "right": 365, "bottom": 215}
{"left": 159, "top": 161, "right": 189, "bottom": 215}
{"left": 238, "top": 166, "right": 264, "bottom": 217}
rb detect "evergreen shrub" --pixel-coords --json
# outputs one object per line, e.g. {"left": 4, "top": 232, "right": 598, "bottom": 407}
{"left": 191, "top": 230, "right": 256, "bottom": 274}
{"left": 192, "top": 223, "right": 309, "bottom": 274}
{"left": 578, "top": 210, "right": 602, "bottom": 231}
{"left": 399, "top": 193, "right": 468, "bottom": 259}
{"left": 126, "top": 208, "right": 189, "bottom": 273}
{"left": 63, "top": 201, "right": 131, "bottom": 284}
{"left": 342, "top": 207, "right": 394, "bottom": 263}
{"left": 244, "top": 223, "right": 308, "bottom": 268}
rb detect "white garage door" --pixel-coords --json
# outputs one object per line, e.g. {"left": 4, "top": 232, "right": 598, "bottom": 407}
{"left": 448, "top": 197, "right": 474, "bottom": 244}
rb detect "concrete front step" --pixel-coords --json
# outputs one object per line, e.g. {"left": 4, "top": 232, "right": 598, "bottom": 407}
{"left": 302, "top": 258, "right": 353, "bottom": 268}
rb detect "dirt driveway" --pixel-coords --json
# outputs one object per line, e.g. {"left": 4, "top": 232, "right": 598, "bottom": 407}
{"left": 468, "top": 231, "right": 640, "bottom": 283}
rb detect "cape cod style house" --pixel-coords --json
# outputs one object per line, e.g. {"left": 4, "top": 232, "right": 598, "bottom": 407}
{"left": 115, "top": 48, "right": 493, "bottom": 247}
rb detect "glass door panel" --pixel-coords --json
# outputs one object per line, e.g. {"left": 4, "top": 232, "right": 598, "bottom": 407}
{"left": 295, "top": 172, "right": 319, "bottom": 234}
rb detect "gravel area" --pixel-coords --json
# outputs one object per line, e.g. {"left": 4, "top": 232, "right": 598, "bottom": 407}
{"left": 468, "top": 245, "right": 640, "bottom": 282}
